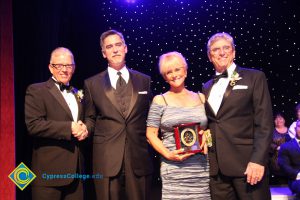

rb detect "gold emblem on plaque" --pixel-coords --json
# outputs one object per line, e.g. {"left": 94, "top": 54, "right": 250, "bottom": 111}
{"left": 180, "top": 128, "right": 197, "bottom": 147}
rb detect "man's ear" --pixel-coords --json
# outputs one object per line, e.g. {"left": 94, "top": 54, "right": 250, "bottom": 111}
{"left": 102, "top": 50, "right": 107, "bottom": 58}
{"left": 72, "top": 65, "right": 75, "bottom": 74}
{"left": 207, "top": 53, "right": 212, "bottom": 62}
{"left": 49, "top": 64, "right": 54, "bottom": 74}
{"left": 124, "top": 45, "right": 128, "bottom": 54}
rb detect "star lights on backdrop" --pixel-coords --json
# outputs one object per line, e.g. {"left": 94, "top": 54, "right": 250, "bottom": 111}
{"left": 99, "top": 0, "right": 299, "bottom": 122}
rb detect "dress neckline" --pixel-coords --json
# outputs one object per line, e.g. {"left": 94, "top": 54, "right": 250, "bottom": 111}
{"left": 152, "top": 102, "right": 203, "bottom": 108}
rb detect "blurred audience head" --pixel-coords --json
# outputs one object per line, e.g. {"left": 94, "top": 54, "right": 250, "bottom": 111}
{"left": 295, "top": 120, "right": 300, "bottom": 139}
{"left": 274, "top": 112, "right": 286, "bottom": 128}
{"left": 295, "top": 103, "right": 300, "bottom": 120}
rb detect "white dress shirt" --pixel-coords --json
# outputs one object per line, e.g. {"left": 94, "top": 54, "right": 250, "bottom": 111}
{"left": 288, "top": 121, "right": 298, "bottom": 139}
{"left": 52, "top": 77, "right": 78, "bottom": 122}
{"left": 208, "top": 63, "right": 237, "bottom": 115}
{"left": 107, "top": 66, "right": 129, "bottom": 90}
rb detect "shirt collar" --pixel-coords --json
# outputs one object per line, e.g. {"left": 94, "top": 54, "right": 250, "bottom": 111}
{"left": 51, "top": 76, "right": 70, "bottom": 92}
{"left": 108, "top": 66, "right": 129, "bottom": 81}
{"left": 107, "top": 65, "right": 129, "bottom": 89}
{"left": 51, "top": 76, "right": 70, "bottom": 85}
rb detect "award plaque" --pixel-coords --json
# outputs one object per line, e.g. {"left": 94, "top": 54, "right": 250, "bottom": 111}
{"left": 173, "top": 122, "right": 203, "bottom": 154}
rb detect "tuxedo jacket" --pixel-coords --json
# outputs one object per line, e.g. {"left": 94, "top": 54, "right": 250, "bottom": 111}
{"left": 25, "top": 78, "right": 84, "bottom": 186}
{"left": 278, "top": 139, "right": 300, "bottom": 180}
{"left": 202, "top": 66, "right": 273, "bottom": 177}
{"left": 84, "top": 69, "right": 153, "bottom": 177}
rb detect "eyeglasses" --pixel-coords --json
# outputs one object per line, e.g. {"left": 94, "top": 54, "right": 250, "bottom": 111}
{"left": 210, "top": 45, "right": 233, "bottom": 54}
{"left": 50, "top": 63, "right": 75, "bottom": 70}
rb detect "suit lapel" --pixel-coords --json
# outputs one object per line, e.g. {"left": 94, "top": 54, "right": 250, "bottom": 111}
{"left": 204, "top": 80, "right": 216, "bottom": 116}
{"left": 126, "top": 70, "right": 138, "bottom": 119}
{"left": 71, "top": 88, "right": 83, "bottom": 121}
{"left": 217, "top": 67, "right": 242, "bottom": 116}
{"left": 218, "top": 83, "right": 233, "bottom": 113}
{"left": 102, "top": 71, "right": 124, "bottom": 116}
{"left": 47, "top": 79, "right": 73, "bottom": 120}
{"left": 77, "top": 97, "right": 82, "bottom": 121}
{"left": 205, "top": 80, "right": 214, "bottom": 101}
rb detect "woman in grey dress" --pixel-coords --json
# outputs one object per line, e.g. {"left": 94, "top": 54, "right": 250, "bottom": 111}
{"left": 146, "top": 51, "right": 211, "bottom": 200}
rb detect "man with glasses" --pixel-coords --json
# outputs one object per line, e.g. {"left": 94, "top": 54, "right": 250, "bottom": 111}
{"left": 202, "top": 32, "right": 273, "bottom": 200}
{"left": 84, "top": 30, "right": 153, "bottom": 200}
{"left": 25, "top": 47, "right": 88, "bottom": 200}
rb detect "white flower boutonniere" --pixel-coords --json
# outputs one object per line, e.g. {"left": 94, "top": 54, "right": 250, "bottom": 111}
{"left": 230, "top": 71, "right": 242, "bottom": 86}
{"left": 72, "top": 88, "right": 84, "bottom": 102}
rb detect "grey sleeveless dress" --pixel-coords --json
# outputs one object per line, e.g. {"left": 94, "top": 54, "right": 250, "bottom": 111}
{"left": 147, "top": 101, "right": 211, "bottom": 200}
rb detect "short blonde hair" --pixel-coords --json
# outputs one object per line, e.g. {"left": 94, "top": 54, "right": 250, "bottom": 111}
{"left": 207, "top": 32, "right": 235, "bottom": 55}
{"left": 158, "top": 51, "right": 188, "bottom": 76}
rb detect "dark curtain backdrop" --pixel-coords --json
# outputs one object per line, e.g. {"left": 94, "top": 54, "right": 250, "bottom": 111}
{"left": 13, "top": 0, "right": 103, "bottom": 199}
{"left": 13, "top": 0, "right": 300, "bottom": 199}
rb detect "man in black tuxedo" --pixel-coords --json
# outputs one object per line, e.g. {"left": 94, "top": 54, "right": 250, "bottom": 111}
{"left": 202, "top": 32, "right": 273, "bottom": 200}
{"left": 84, "top": 30, "right": 153, "bottom": 200}
{"left": 278, "top": 120, "right": 300, "bottom": 198}
{"left": 25, "top": 47, "right": 88, "bottom": 200}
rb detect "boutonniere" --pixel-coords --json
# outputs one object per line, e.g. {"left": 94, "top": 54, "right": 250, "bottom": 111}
{"left": 230, "top": 71, "right": 242, "bottom": 86}
{"left": 204, "top": 129, "right": 212, "bottom": 147}
{"left": 72, "top": 88, "right": 84, "bottom": 102}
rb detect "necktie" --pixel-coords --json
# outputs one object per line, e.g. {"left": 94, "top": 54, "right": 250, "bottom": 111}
{"left": 116, "top": 71, "right": 126, "bottom": 91}
{"left": 213, "top": 70, "right": 228, "bottom": 83}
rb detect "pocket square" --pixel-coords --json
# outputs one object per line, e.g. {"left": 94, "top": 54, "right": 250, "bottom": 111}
{"left": 233, "top": 85, "right": 248, "bottom": 90}
{"left": 138, "top": 91, "right": 148, "bottom": 94}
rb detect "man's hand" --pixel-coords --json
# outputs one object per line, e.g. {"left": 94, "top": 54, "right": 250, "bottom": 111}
{"left": 244, "top": 162, "right": 265, "bottom": 185}
{"left": 71, "top": 120, "right": 88, "bottom": 141}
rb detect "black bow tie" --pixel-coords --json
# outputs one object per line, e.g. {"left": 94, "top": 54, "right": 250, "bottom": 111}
{"left": 52, "top": 78, "right": 72, "bottom": 92}
{"left": 213, "top": 70, "right": 228, "bottom": 83}
{"left": 59, "top": 84, "right": 72, "bottom": 92}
